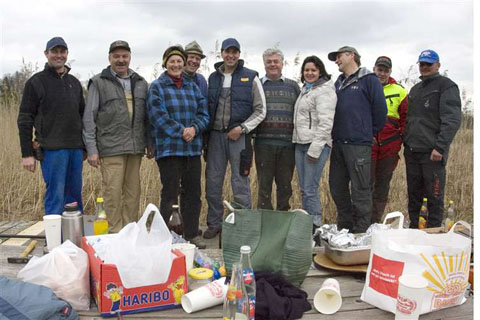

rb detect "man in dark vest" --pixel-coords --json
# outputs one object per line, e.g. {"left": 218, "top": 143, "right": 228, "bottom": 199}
{"left": 83, "top": 40, "right": 152, "bottom": 232}
{"left": 203, "top": 38, "right": 266, "bottom": 239}
{"left": 404, "top": 49, "right": 461, "bottom": 228}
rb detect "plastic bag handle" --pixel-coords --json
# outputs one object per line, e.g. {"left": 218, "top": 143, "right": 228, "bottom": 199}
{"left": 448, "top": 220, "right": 471, "bottom": 237}
{"left": 382, "top": 211, "right": 404, "bottom": 229}
{"left": 290, "top": 209, "right": 308, "bottom": 215}
{"left": 223, "top": 200, "right": 235, "bottom": 213}
{"left": 138, "top": 203, "right": 168, "bottom": 233}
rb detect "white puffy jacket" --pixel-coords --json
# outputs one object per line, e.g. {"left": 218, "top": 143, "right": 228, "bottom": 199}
{"left": 292, "top": 78, "right": 337, "bottom": 158}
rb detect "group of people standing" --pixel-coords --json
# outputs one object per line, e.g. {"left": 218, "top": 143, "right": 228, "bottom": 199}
{"left": 18, "top": 36, "right": 462, "bottom": 249}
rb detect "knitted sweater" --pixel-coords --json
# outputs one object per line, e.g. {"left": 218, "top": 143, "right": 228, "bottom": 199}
{"left": 256, "top": 77, "right": 300, "bottom": 145}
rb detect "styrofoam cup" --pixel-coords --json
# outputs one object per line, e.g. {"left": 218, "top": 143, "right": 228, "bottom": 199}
{"left": 43, "top": 214, "right": 62, "bottom": 251}
{"left": 172, "top": 243, "right": 196, "bottom": 272}
{"left": 181, "top": 277, "right": 227, "bottom": 313}
{"left": 395, "top": 275, "right": 428, "bottom": 320}
{"left": 314, "top": 278, "right": 342, "bottom": 314}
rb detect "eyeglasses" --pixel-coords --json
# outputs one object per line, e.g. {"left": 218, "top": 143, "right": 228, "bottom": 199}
{"left": 419, "top": 62, "right": 433, "bottom": 67}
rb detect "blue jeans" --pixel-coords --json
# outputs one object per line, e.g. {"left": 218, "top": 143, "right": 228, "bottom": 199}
{"left": 295, "top": 144, "right": 331, "bottom": 226}
{"left": 40, "top": 149, "right": 83, "bottom": 214}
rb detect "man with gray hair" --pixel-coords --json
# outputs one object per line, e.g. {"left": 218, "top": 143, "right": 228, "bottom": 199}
{"left": 255, "top": 48, "right": 300, "bottom": 210}
{"left": 184, "top": 40, "right": 208, "bottom": 97}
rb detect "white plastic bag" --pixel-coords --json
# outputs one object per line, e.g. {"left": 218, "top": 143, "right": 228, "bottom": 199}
{"left": 17, "top": 240, "right": 90, "bottom": 310}
{"left": 104, "top": 203, "right": 173, "bottom": 288}
{"left": 361, "top": 221, "right": 471, "bottom": 315}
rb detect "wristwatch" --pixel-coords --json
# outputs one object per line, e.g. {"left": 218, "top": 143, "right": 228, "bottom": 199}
{"left": 241, "top": 125, "right": 247, "bottom": 134}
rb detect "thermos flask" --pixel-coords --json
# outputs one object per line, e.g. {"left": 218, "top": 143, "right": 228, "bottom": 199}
{"left": 61, "top": 202, "right": 84, "bottom": 247}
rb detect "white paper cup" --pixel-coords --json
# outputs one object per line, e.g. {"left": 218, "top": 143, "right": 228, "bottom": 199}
{"left": 395, "top": 275, "right": 428, "bottom": 320}
{"left": 172, "top": 243, "right": 196, "bottom": 272}
{"left": 43, "top": 214, "right": 62, "bottom": 251}
{"left": 314, "top": 278, "right": 342, "bottom": 314}
{"left": 181, "top": 277, "right": 227, "bottom": 313}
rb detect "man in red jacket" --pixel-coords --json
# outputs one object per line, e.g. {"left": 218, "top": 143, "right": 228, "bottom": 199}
{"left": 371, "top": 56, "right": 408, "bottom": 223}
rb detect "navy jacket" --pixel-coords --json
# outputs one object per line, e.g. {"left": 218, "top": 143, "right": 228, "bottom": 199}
{"left": 332, "top": 67, "right": 387, "bottom": 145}
{"left": 207, "top": 60, "right": 258, "bottom": 131}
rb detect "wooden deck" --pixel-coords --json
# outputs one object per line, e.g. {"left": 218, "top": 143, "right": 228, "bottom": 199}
{"left": 0, "top": 220, "right": 474, "bottom": 319}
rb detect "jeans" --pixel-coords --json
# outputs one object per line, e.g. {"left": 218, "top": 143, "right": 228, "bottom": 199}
{"left": 157, "top": 156, "right": 202, "bottom": 239}
{"left": 206, "top": 131, "right": 252, "bottom": 229}
{"left": 329, "top": 143, "right": 372, "bottom": 233}
{"left": 40, "top": 149, "right": 83, "bottom": 214}
{"left": 254, "top": 143, "right": 295, "bottom": 211}
{"left": 404, "top": 147, "right": 446, "bottom": 228}
{"left": 295, "top": 143, "right": 330, "bottom": 226}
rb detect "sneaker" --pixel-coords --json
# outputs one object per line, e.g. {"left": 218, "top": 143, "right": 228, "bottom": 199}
{"left": 187, "top": 236, "right": 207, "bottom": 249}
{"left": 203, "top": 226, "right": 221, "bottom": 239}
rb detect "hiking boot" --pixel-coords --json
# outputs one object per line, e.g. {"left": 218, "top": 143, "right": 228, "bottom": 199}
{"left": 203, "top": 226, "right": 221, "bottom": 239}
{"left": 187, "top": 236, "right": 207, "bottom": 249}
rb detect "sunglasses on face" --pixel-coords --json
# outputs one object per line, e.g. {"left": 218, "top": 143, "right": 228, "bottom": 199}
{"left": 419, "top": 62, "right": 433, "bottom": 67}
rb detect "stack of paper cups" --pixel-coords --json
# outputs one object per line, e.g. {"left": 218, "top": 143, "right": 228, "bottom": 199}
{"left": 43, "top": 214, "right": 62, "bottom": 252}
{"left": 181, "top": 277, "right": 227, "bottom": 313}
{"left": 314, "top": 278, "right": 342, "bottom": 314}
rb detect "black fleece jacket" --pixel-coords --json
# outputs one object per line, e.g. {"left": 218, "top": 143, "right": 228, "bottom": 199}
{"left": 17, "top": 64, "right": 85, "bottom": 157}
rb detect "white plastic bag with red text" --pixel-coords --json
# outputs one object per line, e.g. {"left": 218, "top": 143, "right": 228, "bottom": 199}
{"left": 360, "top": 221, "right": 471, "bottom": 315}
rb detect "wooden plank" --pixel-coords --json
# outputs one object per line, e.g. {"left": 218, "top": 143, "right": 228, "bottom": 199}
{"left": 0, "top": 221, "right": 23, "bottom": 235}
{"left": 0, "top": 243, "right": 44, "bottom": 279}
{"left": 0, "top": 221, "right": 35, "bottom": 245}
{"left": 1, "top": 221, "right": 44, "bottom": 246}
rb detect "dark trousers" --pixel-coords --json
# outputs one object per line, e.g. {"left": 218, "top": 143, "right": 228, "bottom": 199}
{"left": 254, "top": 143, "right": 295, "bottom": 211}
{"left": 370, "top": 154, "right": 400, "bottom": 223}
{"left": 157, "top": 156, "right": 202, "bottom": 239}
{"left": 329, "top": 143, "right": 372, "bottom": 233}
{"left": 404, "top": 147, "right": 446, "bottom": 228}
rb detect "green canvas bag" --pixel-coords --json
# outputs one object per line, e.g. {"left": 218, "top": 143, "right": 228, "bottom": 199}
{"left": 221, "top": 203, "right": 313, "bottom": 286}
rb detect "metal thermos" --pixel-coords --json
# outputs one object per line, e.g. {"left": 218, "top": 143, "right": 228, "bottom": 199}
{"left": 61, "top": 202, "right": 84, "bottom": 247}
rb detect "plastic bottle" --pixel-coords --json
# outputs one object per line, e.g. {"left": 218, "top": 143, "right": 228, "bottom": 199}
{"left": 223, "top": 262, "right": 249, "bottom": 320}
{"left": 168, "top": 204, "right": 184, "bottom": 235}
{"left": 93, "top": 197, "right": 109, "bottom": 235}
{"left": 418, "top": 198, "right": 428, "bottom": 229}
{"left": 240, "top": 245, "right": 256, "bottom": 320}
{"left": 444, "top": 200, "right": 455, "bottom": 232}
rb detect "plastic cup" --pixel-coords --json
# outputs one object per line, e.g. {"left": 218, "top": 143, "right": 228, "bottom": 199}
{"left": 181, "top": 277, "right": 227, "bottom": 313}
{"left": 172, "top": 243, "right": 196, "bottom": 272}
{"left": 395, "top": 275, "right": 428, "bottom": 320}
{"left": 314, "top": 278, "right": 342, "bottom": 314}
{"left": 43, "top": 214, "right": 62, "bottom": 251}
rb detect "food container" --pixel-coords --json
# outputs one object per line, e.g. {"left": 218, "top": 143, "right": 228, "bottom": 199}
{"left": 188, "top": 268, "right": 214, "bottom": 290}
{"left": 322, "top": 212, "right": 405, "bottom": 266}
{"left": 322, "top": 239, "right": 370, "bottom": 266}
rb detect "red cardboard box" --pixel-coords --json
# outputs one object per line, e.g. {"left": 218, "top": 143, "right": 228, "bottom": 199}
{"left": 82, "top": 236, "right": 188, "bottom": 317}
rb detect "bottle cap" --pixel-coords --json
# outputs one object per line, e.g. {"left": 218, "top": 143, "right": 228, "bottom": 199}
{"left": 240, "top": 245, "right": 251, "bottom": 254}
{"left": 423, "top": 198, "right": 428, "bottom": 201}
{"left": 97, "top": 197, "right": 104, "bottom": 202}
{"left": 172, "top": 204, "right": 179, "bottom": 210}
{"left": 449, "top": 200, "right": 454, "bottom": 204}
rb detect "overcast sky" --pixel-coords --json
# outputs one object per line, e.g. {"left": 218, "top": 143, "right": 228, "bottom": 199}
{"left": 0, "top": 0, "right": 474, "bottom": 93}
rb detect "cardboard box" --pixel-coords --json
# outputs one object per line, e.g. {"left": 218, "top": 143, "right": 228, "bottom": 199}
{"left": 82, "top": 236, "right": 188, "bottom": 317}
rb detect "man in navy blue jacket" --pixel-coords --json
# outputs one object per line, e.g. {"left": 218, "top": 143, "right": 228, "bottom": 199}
{"left": 327, "top": 46, "right": 387, "bottom": 233}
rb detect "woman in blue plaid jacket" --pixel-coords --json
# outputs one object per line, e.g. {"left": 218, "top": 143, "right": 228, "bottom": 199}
{"left": 147, "top": 45, "right": 210, "bottom": 248}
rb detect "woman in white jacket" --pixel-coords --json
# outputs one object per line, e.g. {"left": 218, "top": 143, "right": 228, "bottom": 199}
{"left": 292, "top": 56, "right": 337, "bottom": 227}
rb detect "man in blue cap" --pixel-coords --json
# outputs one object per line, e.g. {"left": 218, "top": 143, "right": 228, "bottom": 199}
{"left": 404, "top": 49, "right": 461, "bottom": 228}
{"left": 17, "top": 37, "right": 85, "bottom": 215}
{"left": 203, "top": 38, "right": 266, "bottom": 239}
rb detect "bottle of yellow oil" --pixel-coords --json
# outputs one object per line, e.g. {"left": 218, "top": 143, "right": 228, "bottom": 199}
{"left": 418, "top": 198, "right": 428, "bottom": 229}
{"left": 93, "top": 197, "right": 109, "bottom": 235}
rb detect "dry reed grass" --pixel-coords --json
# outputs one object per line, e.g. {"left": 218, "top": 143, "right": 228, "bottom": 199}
{"left": 0, "top": 105, "right": 473, "bottom": 225}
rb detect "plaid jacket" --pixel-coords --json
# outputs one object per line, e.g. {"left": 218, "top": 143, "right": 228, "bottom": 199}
{"left": 147, "top": 72, "right": 209, "bottom": 158}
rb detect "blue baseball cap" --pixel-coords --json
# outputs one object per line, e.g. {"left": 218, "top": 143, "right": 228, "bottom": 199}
{"left": 46, "top": 37, "right": 68, "bottom": 50}
{"left": 417, "top": 49, "right": 439, "bottom": 63}
{"left": 221, "top": 38, "right": 241, "bottom": 51}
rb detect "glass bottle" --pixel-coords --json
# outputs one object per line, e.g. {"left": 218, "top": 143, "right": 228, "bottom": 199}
{"left": 93, "top": 197, "right": 108, "bottom": 235}
{"left": 168, "top": 204, "right": 183, "bottom": 235}
{"left": 223, "top": 262, "right": 249, "bottom": 320}
{"left": 240, "top": 245, "right": 256, "bottom": 320}
{"left": 418, "top": 198, "right": 428, "bottom": 229}
{"left": 444, "top": 200, "right": 455, "bottom": 232}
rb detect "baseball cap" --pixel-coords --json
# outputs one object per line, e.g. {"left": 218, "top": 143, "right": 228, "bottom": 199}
{"left": 328, "top": 46, "right": 361, "bottom": 61}
{"left": 185, "top": 40, "right": 206, "bottom": 59}
{"left": 46, "top": 37, "right": 68, "bottom": 50}
{"left": 375, "top": 56, "right": 392, "bottom": 69}
{"left": 221, "top": 38, "right": 241, "bottom": 51}
{"left": 109, "top": 40, "right": 131, "bottom": 53}
{"left": 417, "top": 49, "right": 439, "bottom": 63}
